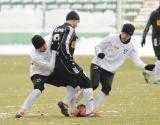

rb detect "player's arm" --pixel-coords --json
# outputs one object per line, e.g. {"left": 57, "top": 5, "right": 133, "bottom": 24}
{"left": 130, "top": 48, "right": 155, "bottom": 83}
{"left": 142, "top": 11, "right": 155, "bottom": 38}
{"left": 130, "top": 48, "right": 146, "bottom": 69}
{"left": 130, "top": 48, "right": 155, "bottom": 71}
{"left": 141, "top": 11, "right": 155, "bottom": 47}
{"left": 32, "top": 51, "right": 57, "bottom": 72}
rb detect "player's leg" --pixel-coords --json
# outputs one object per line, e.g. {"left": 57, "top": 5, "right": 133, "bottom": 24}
{"left": 77, "top": 70, "right": 100, "bottom": 117}
{"left": 143, "top": 70, "right": 150, "bottom": 83}
{"left": 90, "top": 63, "right": 101, "bottom": 90}
{"left": 154, "top": 59, "right": 160, "bottom": 83}
{"left": 46, "top": 72, "right": 71, "bottom": 117}
{"left": 153, "top": 36, "right": 160, "bottom": 83}
{"left": 15, "top": 75, "right": 46, "bottom": 118}
{"left": 94, "top": 70, "right": 114, "bottom": 108}
{"left": 68, "top": 86, "right": 81, "bottom": 110}
{"left": 58, "top": 85, "right": 77, "bottom": 117}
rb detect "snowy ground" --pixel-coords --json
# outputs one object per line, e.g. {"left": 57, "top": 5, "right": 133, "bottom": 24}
{"left": 0, "top": 35, "right": 154, "bottom": 56}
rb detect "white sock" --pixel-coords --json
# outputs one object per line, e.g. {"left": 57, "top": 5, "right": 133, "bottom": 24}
{"left": 19, "top": 89, "right": 41, "bottom": 112}
{"left": 94, "top": 91, "right": 107, "bottom": 108}
{"left": 83, "top": 88, "right": 93, "bottom": 114}
{"left": 63, "top": 86, "right": 76, "bottom": 105}
{"left": 75, "top": 90, "right": 83, "bottom": 103}
{"left": 155, "top": 60, "right": 160, "bottom": 81}
{"left": 69, "top": 96, "right": 77, "bottom": 111}
{"left": 68, "top": 86, "right": 82, "bottom": 111}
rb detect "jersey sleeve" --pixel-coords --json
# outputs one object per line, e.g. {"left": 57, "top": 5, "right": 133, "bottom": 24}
{"left": 142, "top": 11, "right": 155, "bottom": 38}
{"left": 130, "top": 48, "right": 146, "bottom": 69}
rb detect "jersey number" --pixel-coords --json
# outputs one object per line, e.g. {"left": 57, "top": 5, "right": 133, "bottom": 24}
{"left": 53, "top": 34, "right": 60, "bottom": 41}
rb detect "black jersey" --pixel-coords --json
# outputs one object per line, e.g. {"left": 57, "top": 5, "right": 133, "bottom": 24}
{"left": 50, "top": 23, "right": 91, "bottom": 88}
{"left": 51, "top": 23, "right": 81, "bottom": 75}
{"left": 143, "top": 7, "right": 160, "bottom": 38}
{"left": 52, "top": 23, "right": 77, "bottom": 59}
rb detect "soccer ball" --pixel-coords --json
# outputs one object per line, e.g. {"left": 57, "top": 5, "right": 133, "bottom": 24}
{"left": 76, "top": 104, "right": 86, "bottom": 117}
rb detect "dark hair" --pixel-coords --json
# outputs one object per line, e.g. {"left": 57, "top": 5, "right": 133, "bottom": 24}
{"left": 121, "top": 23, "right": 135, "bottom": 36}
{"left": 66, "top": 11, "right": 80, "bottom": 21}
{"left": 32, "top": 35, "right": 45, "bottom": 49}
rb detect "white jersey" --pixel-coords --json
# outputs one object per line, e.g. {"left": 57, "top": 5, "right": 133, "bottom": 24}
{"left": 92, "top": 34, "right": 146, "bottom": 73}
{"left": 30, "top": 33, "right": 57, "bottom": 77}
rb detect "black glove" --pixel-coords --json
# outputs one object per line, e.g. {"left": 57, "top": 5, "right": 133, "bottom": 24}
{"left": 98, "top": 53, "right": 105, "bottom": 59}
{"left": 145, "top": 64, "right": 155, "bottom": 71}
{"left": 141, "top": 37, "right": 146, "bottom": 47}
{"left": 51, "top": 41, "right": 59, "bottom": 51}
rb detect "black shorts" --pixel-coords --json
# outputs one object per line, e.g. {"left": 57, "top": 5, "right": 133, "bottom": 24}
{"left": 90, "top": 63, "right": 114, "bottom": 95}
{"left": 31, "top": 74, "right": 67, "bottom": 91}
{"left": 53, "top": 58, "right": 92, "bottom": 89}
{"left": 152, "top": 36, "right": 160, "bottom": 58}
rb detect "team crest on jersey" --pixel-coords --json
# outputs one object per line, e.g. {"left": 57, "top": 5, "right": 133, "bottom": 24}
{"left": 123, "top": 49, "right": 128, "bottom": 54}
{"left": 157, "top": 20, "right": 160, "bottom": 26}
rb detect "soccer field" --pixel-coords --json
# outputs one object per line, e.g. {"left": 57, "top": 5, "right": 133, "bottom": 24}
{"left": 0, "top": 55, "right": 160, "bottom": 125}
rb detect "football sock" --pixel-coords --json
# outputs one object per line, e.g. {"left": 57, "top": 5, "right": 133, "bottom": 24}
{"left": 69, "top": 96, "right": 77, "bottom": 111}
{"left": 19, "top": 89, "right": 41, "bottom": 112}
{"left": 83, "top": 88, "right": 93, "bottom": 114}
{"left": 155, "top": 60, "right": 160, "bottom": 81}
{"left": 75, "top": 90, "right": 83, "bottom": 103}
{"left": 63, "top": 86, "right": 76, "bottom": 105}
{"left": 94, "top": 91, "right": 107, "bottom": 108}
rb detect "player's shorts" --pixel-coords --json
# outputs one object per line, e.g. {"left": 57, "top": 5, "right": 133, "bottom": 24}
{"left": 53, "top": 59, "right": 92, "bottom": 89}
{"left": 31, "top": 74, "right": 67, "bottom": 91}
{"left": 152, "top": 36, "right": 160, "bottom": 59}
{"left": 90, "top": 63, "right": 114, "bottom": 95}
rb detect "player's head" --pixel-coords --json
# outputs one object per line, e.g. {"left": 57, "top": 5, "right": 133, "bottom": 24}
{"left": 32, "top": 35, "right": 47, "bottom": 52}
{"left": 66, "top": 10, "right": 80, "bottom": 28}
{"left": 121, "top": 23, "right": 135, "bottom": 42}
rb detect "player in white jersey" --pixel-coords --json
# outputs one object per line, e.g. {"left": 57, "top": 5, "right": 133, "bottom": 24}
{"left": 15, "top": 34, "right": 59, "bottom": 118}
{"left": 15, "top": 34, "right": 78, "bottom": 118}
{"left": 90, "top": 23, "right": 155, "bottom": 108}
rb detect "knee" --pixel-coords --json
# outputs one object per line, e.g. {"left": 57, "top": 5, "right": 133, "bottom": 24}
{"left": 92, "top": 83, "right": 99, "bottom": 90}
{"left": 91, "top": 80, "right": 99, "bottom": 90}
{"left": 34, "top": 85, "right": 45, "bottom": 92}
{"left": 101, "top": 86, "right": 111, "bottom": 95}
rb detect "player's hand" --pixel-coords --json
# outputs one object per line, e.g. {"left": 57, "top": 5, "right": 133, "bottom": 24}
{"left": 51, "top": 41, "right": 59, "bottom": 51}
{"left": 141, "top": 37, "right": 146, "bottom": 47}
{"left": 97, "top": 53, "right": 105, "bottom": 59}
{"left": 144, "top": 64, "right": 155, "bottom": 71}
